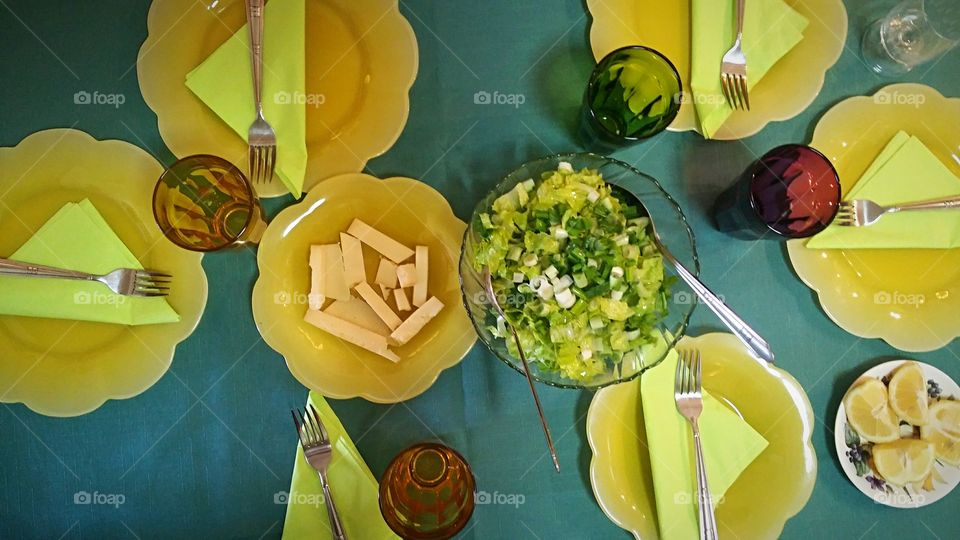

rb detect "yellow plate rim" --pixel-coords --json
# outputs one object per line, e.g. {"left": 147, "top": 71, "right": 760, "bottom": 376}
{"left": 586, "top": 332, "right": 817, "bottom": 539}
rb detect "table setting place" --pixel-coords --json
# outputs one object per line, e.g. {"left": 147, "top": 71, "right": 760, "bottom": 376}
{"left": 0, "top": 0, "right": 958, "bottom": 538}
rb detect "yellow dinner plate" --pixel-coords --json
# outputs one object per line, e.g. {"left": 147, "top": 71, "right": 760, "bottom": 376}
{"left": 0, "top": 129, "right": 208, "bottom": 417}
{"left": 251, "top": 174, "right": 476, "bottom": 403}
{"left": 137, "top": 0, "right": 418, "bottom": 198}
{"left": 586, "top": 0, "right": 846, "bottom": 139}
{"left": 787, "top": 84, "right": 960, "bottom": 352}
{"left": 587, "top": 333, "right": 816, "bottom": 539}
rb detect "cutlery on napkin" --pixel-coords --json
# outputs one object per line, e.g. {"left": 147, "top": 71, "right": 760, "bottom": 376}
{"left": 807, "top": 130, "right": 960, "bottom": 249}
{"left": 0, "top": 199, "right": 179, "bottom": 325}
{"left": 641, "top": 347, "right": 768, "bottom": 540}
{"left": 690, "top": 0, "right": 808, "bottom": 138}
{"left": 186, "top": 0, "right": 307, "bottom": 197}
{"left": 282, "top": 393, "right": 399, "bottom": 540}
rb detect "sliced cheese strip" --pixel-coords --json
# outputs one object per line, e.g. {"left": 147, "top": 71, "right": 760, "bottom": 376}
{"left": 347, "top": 219, "right": 414, "bottom": 263}
{"left": 324, "top": 297, "right": 391, "bottom": 337}
{"left": 308, "top": 248, "right": 326, "bottom": 311}
{"left": 394, "top": 288, "right": 412, "bottom": 312}
{"left": 355, "top": 282, "right": 403, "bottom": 330}
{"left": 339, "top": 232, "right": 366, "bottom": 287}
{"left": 396, "top": 263, "right": 417, "bottom": 288}
{"left": 379, "top": 284, "right": 392, "bottom": 300}
{"left": 375, "top": 258, "right": 399, "bottom": 288}
{"left": 391, "top": 296, "right": 444, "bottom": 346}
{"left": 412, "top": 245, "right": 429, "bottom": 307}
{"left": 310, "top": 244, "right": 350, "bottom": 306}
{"left": 304, "top": 309, "right": 399, "bottom": 362}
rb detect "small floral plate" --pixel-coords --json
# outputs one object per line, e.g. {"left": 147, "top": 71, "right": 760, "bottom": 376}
{"left": 835, "top": 360, "right": 960, "bottom": 508}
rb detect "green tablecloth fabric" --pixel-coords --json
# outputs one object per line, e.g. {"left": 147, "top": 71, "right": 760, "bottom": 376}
{"left": 0, "top": 1, "right": 958, "bottom": 538}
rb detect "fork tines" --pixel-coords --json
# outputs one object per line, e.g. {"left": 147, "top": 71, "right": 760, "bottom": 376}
{"left": 135, "top": 270, "right": 172, "bottom": 297}
{"left": 675, "top": 348, "right": 702, "bottom": 398}
{"left": 834, "top": 201, "right": 858, "bottom": 227}
{"left": 291, "top": 404, "right": 329, "bottom": 447}
{"left": 721, "top": 71, "right": 749, "bottom": 111}
{"left": 249, "top": 144, "right": 276, "bottom": 185}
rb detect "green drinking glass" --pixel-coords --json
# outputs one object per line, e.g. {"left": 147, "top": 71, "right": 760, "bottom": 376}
{"left": 579, "top": 45, "right": 682, "bottom": 152}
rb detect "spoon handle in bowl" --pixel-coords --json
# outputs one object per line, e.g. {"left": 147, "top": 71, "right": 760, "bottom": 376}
{"left": 659, "top": 246, "right": 775, "bottom": 364}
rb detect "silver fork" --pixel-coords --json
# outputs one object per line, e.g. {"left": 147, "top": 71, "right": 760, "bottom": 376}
{"left": 245, "top": 0, "right": 277, "bottom": 185}
{"left": 720, "top": 0, "right": 750, "bottom": 111}
{"left": 292, "top": 405, "right": 347, "bottom": 540}
{"left": 675, "top": 348, "right": 718, "bottom": 540}
{"left": 482, "top": 267, "right": 560, "bottom": 473}
{"left": 0, "top": 258, "right": 171, "bottom": 297}
{"left": 835, "top": 195, "right": 960, "bottom": 227}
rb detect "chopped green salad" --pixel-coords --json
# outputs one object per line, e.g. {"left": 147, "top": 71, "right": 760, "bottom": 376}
{"left": 473, "top": 162, "right": 671, "bottom": 382}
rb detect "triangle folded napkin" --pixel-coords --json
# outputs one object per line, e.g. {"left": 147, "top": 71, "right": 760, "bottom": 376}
{"left": 185, "top": 0, "right": 308, "bottom": 197}
{"left": 691, "top": 0, "right": 808, "bottom": 138}
{"left": 807, "top": 130, "right": 960, "bottom": 249}
{"left": 0, "top": 199, "right": 179, "bottom": 325}
{"left": 641, "top": 349, "right": 768, "bottom": 540}
{"left": 282, "top": 393, "right": 399, "bottom": 540}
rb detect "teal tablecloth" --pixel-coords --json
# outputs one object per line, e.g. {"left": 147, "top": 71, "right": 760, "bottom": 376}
{"left": 0, "top": 1, "right": 958, "bottom": 538}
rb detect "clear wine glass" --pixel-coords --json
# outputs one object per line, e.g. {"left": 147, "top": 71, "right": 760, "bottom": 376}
{"left": 861, "top": 0, "right": 960, "bottom": 76}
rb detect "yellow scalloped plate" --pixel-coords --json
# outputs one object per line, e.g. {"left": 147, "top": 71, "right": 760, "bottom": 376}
{"left": 252, "top": 174, "right": 476, "bottom": 403}
{"left": 137, "top": 0, "right": 418, "bottom": 198}
{"left": 587, "top": 333, "right": 816, "bottom": 539}
{"left": 0, "top": 129, "right": 208, "bottom": 417}
{"left": 787, "top": 84, "right": 960, "bottom": 352}
{"left": 586, "top": 0, "right": 846, "bottom": 139}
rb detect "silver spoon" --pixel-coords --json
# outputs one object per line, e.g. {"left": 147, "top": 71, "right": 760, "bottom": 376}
{"left": 482, "top": 267, "right": 560, "bottom": 472}
{"left": 618, "top": 187, "right": 775, "bottom": 364}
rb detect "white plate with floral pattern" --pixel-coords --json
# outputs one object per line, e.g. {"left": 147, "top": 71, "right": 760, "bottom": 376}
{"left": 835, "top": 360, "right": 960, "bottom": 508}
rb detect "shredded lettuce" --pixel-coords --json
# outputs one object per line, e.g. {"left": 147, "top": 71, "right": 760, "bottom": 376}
{"left": 473, "top": 163, "right": 671, "bottom": 382}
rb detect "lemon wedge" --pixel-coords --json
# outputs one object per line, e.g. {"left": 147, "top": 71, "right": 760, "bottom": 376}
{"left": 921, "top": 400, "right": 960, "bottom": 466}
{"left": 888, "top": 362, "right": 929, "bottom": 426}
{"left": 872, "top": 438, "right": 936, "bottom": 487}
{"left": 844, "top": 378, "right": 901, "bottom": 443}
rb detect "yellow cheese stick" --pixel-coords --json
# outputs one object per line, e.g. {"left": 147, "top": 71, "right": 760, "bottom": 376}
{"left": 391, "top": 296, "right": 444, "bottom": 346}
{"left": 347, "top": 219, "right": 414, "bottom": 263}
{"left": 304, "top": 309, "right": 400, "bottom": 362}
{"left": 394, "top": 288, "right": 412, "bottom": 312}
{"left": 355, "top": 282, "right": 403, "bottom": 331}
{"left": 339, "top": 233, "right": 366, "bottom": 287}
{"left": 412, "top": 246, "right": 429, "bottom": 307}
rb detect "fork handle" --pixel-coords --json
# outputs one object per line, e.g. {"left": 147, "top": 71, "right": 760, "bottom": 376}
{"left": 734, "top": 0, "right": 745, "bottom": 36}
{"left": 890, "top": 195, "right": 960, "bottom": 213}
{"left": 691, "top": 420, "right": 719, "bottom": 540}
{"left": 0, "top": 258, "right": 96, "bottom": 281}
{"left": 245, "top": 0, "right": 265, "bottom": 111}
{"left": 318, "top": 471, "right": 347, "bottom": 540}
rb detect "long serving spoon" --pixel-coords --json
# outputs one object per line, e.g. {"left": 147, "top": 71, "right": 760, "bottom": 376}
{"left": 482, "top": 267, "right": 561, "bottom": 472}
{"left": 617, "top": 187, "right": 775, "bottom": 364}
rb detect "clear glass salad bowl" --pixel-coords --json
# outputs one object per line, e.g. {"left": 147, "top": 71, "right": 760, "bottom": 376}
{"left": 459, "top": 153, "right": 698, "bottom": 389}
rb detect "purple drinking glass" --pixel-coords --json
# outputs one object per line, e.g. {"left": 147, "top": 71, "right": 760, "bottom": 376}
{"left": 713, "top": 144, "right": 841, "bottom": 240}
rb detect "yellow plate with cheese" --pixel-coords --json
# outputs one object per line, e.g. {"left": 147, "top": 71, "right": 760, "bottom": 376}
{"left": 252, "top": 174, "right": 477, "bottom": 403}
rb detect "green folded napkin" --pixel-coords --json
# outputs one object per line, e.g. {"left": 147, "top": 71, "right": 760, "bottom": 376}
{"left": 185, "top": 0, "right": 307, "bottom": 197}
{"left": 282, "top": 393, "right": 399, "bottom": 540}
{"left": 641, "top": 349, "right": 768, "bottom": 540}
{"left": 0, "top": 199, "right": 179, "bottom": 325}
{"left": 807, "top": 131, "right": 960, "bottom": 249}
{"left": 690, "top": 0, "right": 808, "bottom": 138}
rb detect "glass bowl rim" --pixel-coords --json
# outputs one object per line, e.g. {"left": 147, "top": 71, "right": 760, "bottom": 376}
{"left": 458, "top": 151, "right": 700, "bottom": 390}
{"left": 151, "top": 153, "right": 256, "bottom": 253}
